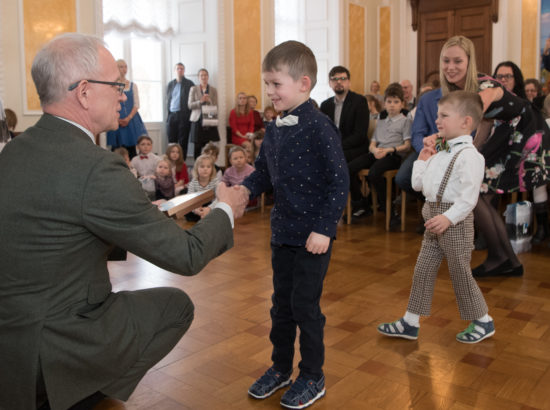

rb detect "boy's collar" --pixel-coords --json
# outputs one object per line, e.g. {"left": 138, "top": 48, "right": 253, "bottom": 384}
{"left": 282, "top": 98, "right": 313, "bottom": 117}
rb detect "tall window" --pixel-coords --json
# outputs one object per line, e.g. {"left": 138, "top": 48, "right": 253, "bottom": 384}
{"left": 274, "top": 0, "right": 338, "bottom": 105}
{"left": 103, "top": 34, "right": 164, "bottom": 123}
{"left": 103, "top": 0, "right": 176, "bottom": 123}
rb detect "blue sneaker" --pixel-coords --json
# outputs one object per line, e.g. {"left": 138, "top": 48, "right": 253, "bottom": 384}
{"left": 248, "top": 367, "right": 292, "bottom": 399}
{"left": 280, "top": 375, "right": 325, "bottom": 409}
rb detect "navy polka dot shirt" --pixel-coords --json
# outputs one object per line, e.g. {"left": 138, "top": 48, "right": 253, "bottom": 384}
{"left": 243, "top": 99, "right": 349, "bottom": 246}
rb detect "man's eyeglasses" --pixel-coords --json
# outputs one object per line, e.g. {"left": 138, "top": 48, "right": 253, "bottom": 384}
{"left": 330, "top": 76, "right": 349, "bottom": 82}
{"left": 495, "top": 74, "right": 514, "bottom": 81}
{"left": 68, "top": 79, "right": 126, "bottom": 95}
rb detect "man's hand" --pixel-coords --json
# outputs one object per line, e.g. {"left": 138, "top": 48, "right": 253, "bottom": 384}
{"left": 418, "top": 146, "right": 436, "bottom": 161}
{"left": 305, "top": 232, "right": 330, "bottom": 254}
{"left": 372, "top": 147, "right": 387, "bottom": 159}
{"left": 195, "top": 207, "right": 211, "bottom": 218}
{"left": 216, "top": 183, "right": 248, "bottom": 219}
{"left": 425, "top": 214, "right": 451, "bottom": 235}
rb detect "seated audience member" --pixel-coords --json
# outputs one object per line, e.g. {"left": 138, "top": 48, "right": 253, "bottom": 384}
{"left": 400, "top": 79, "right": 416, "bottom": 110}
{"left": 165, "top": 143, "right": 189, "bottom": 194}
{"left": 4, "top": 108, "right": 17, "bottom": 139}
{"left": 201, "top": 142, "right": 223, "bottom": 178}
{"left": 131, "top": 135, "right": 160, "bottom": 199}
{"left": 348, "top": 83, "right": 411, "bottom": 226}
{"left": 263, "top": 106, "right": 277, "bottom": 125}
{"left": 525, "top": 78, "right": 544, "bottom": 110}
{"left": 222, "top": 145, "right": 255, "bottom": 187}
{"left": 378, "top": 83, "right": 409, "bottom": 120}
{"left": 186, "top": 154, "right": 220, "bottom": 221}
{"left": 154, "top": 159, "right": 176, "bottom": 200}
{"left": 229, "top": 92, "right": 255, "bottom": 145}
{"left": 366, "top": 94, "right": 382, "bottom": 120}
{"left": 251, "top": 129, "right": 264, "bottom": 161}
{"left": 248, "top": 95, "right": 264, "bottom": 132}
{"left": 113, "top": 147, "right": 137, "bottom": 177}
{"left": 320, "top": 65, "right": 369, "bottom": 164}
{"left": 370, "top": 80, "right": 384, "bottom": 104}
{"left": 241, "top": 140, "right": 254, "bottom": 164}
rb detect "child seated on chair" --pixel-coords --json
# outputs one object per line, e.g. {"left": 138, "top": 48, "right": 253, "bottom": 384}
{"left": 130, "top": 135, "right": 159, "bottom": 200}
{"left": 377, "top": 91, "right": 495, "bottom": 344}
{"left": 185, "top": 154, "right": 219, "bottom": 221}
{"left": 348, "top": 83, "right": 411, "bottom": 225}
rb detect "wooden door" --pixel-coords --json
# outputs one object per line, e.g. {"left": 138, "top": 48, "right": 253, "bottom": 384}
{"left": 414, "top": 0, "right": 497, "bottom": 88}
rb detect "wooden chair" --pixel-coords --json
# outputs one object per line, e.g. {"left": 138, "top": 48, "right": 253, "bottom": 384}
{"left": 358, "top": 169, "right": 406, "bottom": 232}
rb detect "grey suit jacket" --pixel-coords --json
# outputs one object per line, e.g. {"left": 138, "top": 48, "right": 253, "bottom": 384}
{"left": 0, "top": 114, "right": 233, "bottom": 409}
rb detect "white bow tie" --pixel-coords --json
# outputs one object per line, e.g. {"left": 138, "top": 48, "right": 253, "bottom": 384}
{"left": 275, "top": 115, "right": 299, "bottom": 127}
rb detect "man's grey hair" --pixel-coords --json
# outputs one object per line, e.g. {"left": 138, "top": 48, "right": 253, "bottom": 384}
{"left": 31, "top": 33, "right": 105, "bottom": 106}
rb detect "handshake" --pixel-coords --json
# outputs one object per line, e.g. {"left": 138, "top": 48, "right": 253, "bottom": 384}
{"left": 216, "top": 183, "right": 252, "bottom": 219}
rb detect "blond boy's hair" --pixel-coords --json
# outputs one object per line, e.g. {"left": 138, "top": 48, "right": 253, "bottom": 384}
{"left": 438, "top": 90, "right": 483, "bottom": 129}
{"left": 262, "top": 40, "right": 317, "bottom": 90}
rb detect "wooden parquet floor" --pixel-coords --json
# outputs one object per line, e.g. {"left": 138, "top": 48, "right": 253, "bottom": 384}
{"left": 108, "top": 206, "right": 550, "bottom": 410}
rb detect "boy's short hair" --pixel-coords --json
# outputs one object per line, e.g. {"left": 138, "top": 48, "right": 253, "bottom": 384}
{"left": 328, "top": 66, "right": 350, "bottom": 80}
{"left": 384, "top": 82, "right": 404, "bottom": 102}
{"left": 438, "top": 91, "right": 483, "bottom": 128}
{"left": 262, "top": 40, "right": 317, "bottom": 89}
{"left": 137, "top": 135, "right": 152, "bottom": 144}
{"left": 202, "top": 142, "right": 219, "bottom": 157}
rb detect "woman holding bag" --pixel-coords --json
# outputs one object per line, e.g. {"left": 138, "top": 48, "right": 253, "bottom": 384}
{"left": 188, "top": 68, "right": 220, "bottom": 159}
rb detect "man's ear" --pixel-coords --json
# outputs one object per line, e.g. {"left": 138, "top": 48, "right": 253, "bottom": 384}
{"left": 300, "top": 76, "right": 312, "bottom": 92}
{"left": 75, "top": 82, "right": 90, "bottom": 109}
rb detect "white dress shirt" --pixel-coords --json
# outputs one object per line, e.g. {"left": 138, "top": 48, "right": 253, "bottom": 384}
{"left": 412, "top": 135, "right": 484, "bottom": 225}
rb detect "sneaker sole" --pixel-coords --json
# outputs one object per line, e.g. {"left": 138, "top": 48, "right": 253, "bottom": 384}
{"left": 280, "top": 388, "right": 326, "bottom": 409}
{"left": 377, "top": 328, "right": 418, "bottom": 340}
{"left": 456, "top": 329, "right": 495, "bottom": 344}
{"left": 248, "top": 379, "right": 292, "bottom": 399}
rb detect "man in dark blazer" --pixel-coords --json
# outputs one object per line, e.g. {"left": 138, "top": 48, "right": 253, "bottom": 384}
{"left": 0, "top": 33, "right": 246, "bottom": 410}
{"left": 320, "top": 66, "right": 369, "bottom": 162}
{"left": 320, "top": 66, "right": 369, "bottom": 214}
{"left": 166, "top": 62, "right": 195, "bottom": 158}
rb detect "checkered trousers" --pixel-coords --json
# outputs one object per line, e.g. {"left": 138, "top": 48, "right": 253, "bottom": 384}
{"left": 407, "top": 148, "right": 488, "bottom": 320}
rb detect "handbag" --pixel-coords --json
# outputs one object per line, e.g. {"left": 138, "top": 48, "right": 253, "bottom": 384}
{"left": 201, "top": 105, "right": 218, "bottom": 127}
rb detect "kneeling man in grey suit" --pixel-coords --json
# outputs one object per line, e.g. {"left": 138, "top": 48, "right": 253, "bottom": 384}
{"left": 0, "top": 33, "right": 247, "bottom": 410}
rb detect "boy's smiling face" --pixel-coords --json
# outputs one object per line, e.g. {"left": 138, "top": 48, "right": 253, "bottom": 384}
{"left": 263, "top": 67, "right": 309, "bottom": 113}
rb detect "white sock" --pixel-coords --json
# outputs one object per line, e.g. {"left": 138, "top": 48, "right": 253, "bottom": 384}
{"left": 403, "top": 311, "right": 420, "bottom": 327}
{"left": 476, "top": 314, "right": 492, "bottom": 323}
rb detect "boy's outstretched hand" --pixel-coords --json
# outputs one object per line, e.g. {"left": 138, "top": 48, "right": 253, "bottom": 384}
{"left": 216, "top": 183, "right": 249, "bottom": 219}
{"left": 418, "top": 146, "right": 436, "bottom": 161}
{"left": 425, "top": 214, "right": 451, "bottom": 235}
{"left": 306, "top": 232, "right": 330, "bottom": 254}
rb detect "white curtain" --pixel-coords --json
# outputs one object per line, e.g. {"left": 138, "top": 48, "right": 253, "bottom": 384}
{"left": 103, "top": 0, "right": 177, "bottom": 37}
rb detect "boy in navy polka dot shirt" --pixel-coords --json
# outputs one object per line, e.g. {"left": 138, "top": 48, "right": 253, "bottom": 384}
{"left": 242, "top": 40, "right": 349, "bottom": 409}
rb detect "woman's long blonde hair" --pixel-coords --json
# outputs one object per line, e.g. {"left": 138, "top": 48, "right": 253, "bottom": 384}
{"left": 440, "top": 35, "right": 478, "bottom": 96}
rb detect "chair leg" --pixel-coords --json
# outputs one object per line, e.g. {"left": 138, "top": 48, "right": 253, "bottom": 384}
{"left": 346, "top": 194, "right": 351, "bottom": 224}
{"left": 261, "top": 193, "right": 265, "bottom": 214}
{"left": 385, "top": 174, "right": 393, "bottom": 231}
{"left": 401, "top": 190, "right": 406, "bottom": 232}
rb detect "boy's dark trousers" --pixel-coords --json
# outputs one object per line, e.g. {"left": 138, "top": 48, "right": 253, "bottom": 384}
{"left": 269, "top": 241, "right": 333, "bottom": 381}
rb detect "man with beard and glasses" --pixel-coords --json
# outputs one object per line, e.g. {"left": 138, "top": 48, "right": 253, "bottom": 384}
{"left": 321, "top": 66, "right": 369, "bottom": 218}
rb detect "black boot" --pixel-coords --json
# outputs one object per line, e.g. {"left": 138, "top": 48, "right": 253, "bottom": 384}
{"left": 533, "top": 202, "right": 548, "bottom": 245}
